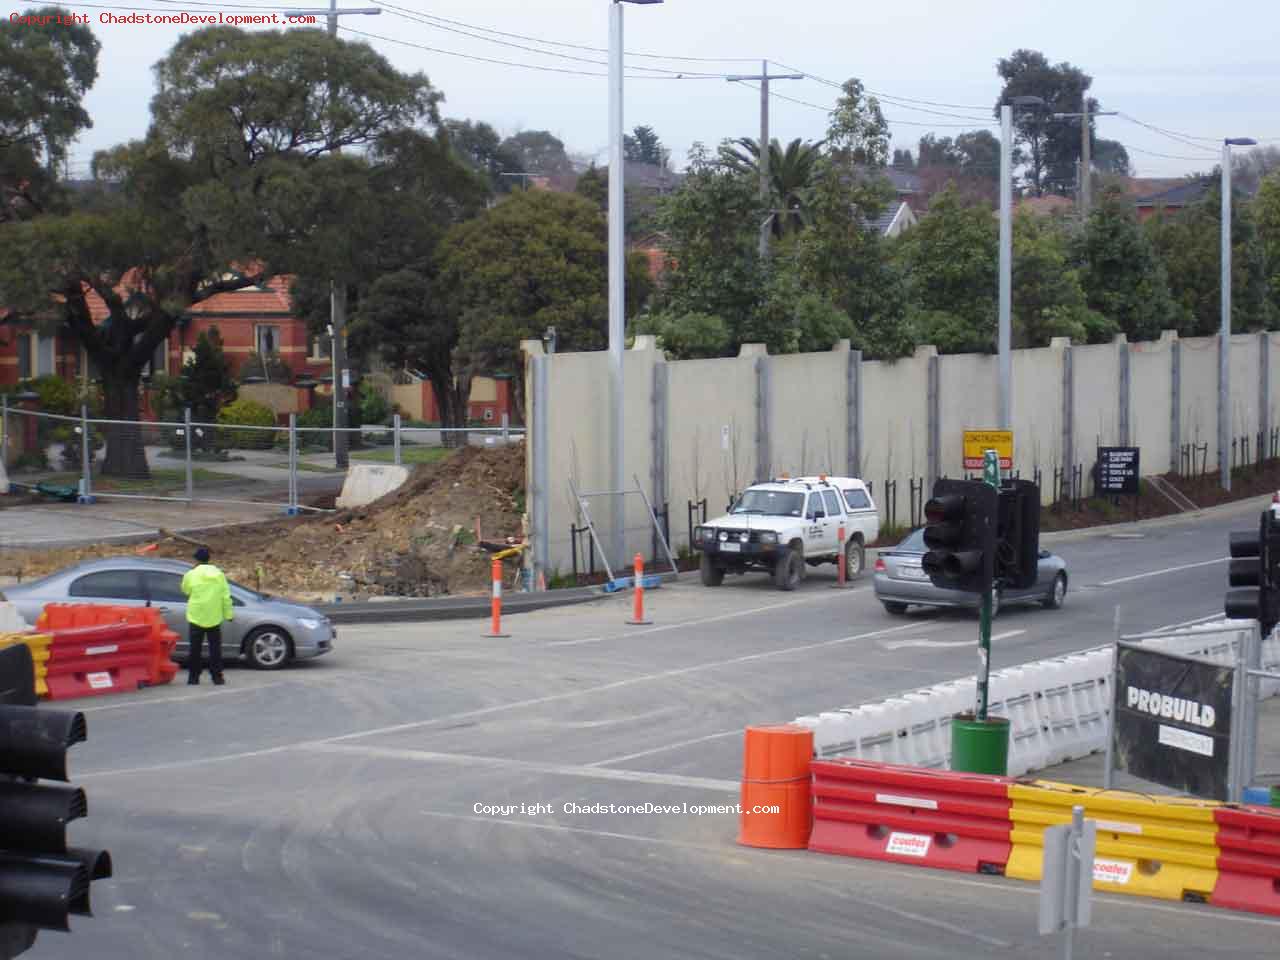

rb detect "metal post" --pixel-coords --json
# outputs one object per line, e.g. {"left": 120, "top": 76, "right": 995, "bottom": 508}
{"left": 393, "top": 412, "right": 401, "bottom": 466}
{"left": 998, "top": 103, "right": 1013, "bottom": 430}
{"left": 1261, "top": 333, "right": 1270, "bottom": 464}
{"left": 288, "top": 412, "right": 298, "bottom": 514}
{"left": 184, "top": 407, "right": 193, "bottom": 503}
{"left": 501, "top": 411, "right": 509, "bottom": 444}
{"left": 532, "top": 355, "right": 550, "bottom": 583}
{"left": 1103, "top": 608, "right": 1121, "bottom": 790}
{"left": 80, "top": 403, "right": 91, "bottom": 502}
{"left": 1170, "top": 339, "right": 1181, "bottom": 473}
{"left": 1079, "top": 99, "right": 1091, "bottom": 216}
{"left": 1062, "top": 344, "right": 1075, "bottom": 493}
{"left": 758, "top": 59, "right": 770, "bottom": 260}
{"left": 608, "top": 0, "right": 627, "bottom": 572}
{"left": 1062, "top": 805, "right": 1085, "bottom": 960}
{"left": 976, "top": 449, "right": 1000, "bottom": 720}
{"left": 1118, "top": 340, "right": 1130, "bottom": 446}
{"left": 1, "top": 394, "right": 7, "bottom": 468}
{"left": 1220, "top": 141, "right": 1232, "bottom": 492}
{"left": 652, "top": 361, "right": 668, "bottom": 561}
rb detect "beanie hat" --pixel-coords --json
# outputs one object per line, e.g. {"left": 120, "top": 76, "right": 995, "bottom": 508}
{"left": 194, "top": 547, "right": 211, "bottom": 563}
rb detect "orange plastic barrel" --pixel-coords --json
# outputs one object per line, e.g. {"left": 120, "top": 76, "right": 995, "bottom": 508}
{"left": 737, "top": 724, "right": 814, "bottom": 849}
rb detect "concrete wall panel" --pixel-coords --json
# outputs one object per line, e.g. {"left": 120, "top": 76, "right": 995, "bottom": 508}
{"left": 1128, "top": 335, "right": 1174, "bottom": 477}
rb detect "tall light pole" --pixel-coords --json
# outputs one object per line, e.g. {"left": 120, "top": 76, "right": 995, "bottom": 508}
{"left": 1221, "top": 136, "right": 1258, "bottom": 492}
{"left": 609, "top": 0, "right": 662, "bottom": 570}
{"left": 1052, "top": 102, "right": 1118, "bottom": 215}
{"left": 998, "top": 96, "right": 1044, "bottom": 430}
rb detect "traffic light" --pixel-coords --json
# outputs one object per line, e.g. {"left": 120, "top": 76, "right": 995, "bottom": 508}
{"left": 1224, "top": 510, "right": 1280, "bottom": 636}
{"left": 922, "top": 478, "right": 996, "bottom": 594}
{"left": 996, "top": 479, "right": 1041, "bottom": 590}
{"left": 0, "top": 644, "right": 111, "bottom": 957}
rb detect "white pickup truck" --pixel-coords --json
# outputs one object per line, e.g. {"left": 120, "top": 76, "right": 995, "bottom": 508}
{"left": 692, "top": 476, "right": 880, "bottom": 590}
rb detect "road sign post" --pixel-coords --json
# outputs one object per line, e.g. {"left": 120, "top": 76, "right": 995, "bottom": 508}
{"left": 1039, "top": 804, "right": 1096, "bottom": 959}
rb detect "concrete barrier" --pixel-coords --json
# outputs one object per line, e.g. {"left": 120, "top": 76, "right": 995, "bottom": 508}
{"left": 0, "top": 602, "right": 29, "bottom": 632}
{"left": 335, "top": 464, "right": 410, "bottom": 510}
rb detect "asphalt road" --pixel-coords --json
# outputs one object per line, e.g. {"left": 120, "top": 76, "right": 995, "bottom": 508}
{"left": 42, "top": 497, "right": 1280, "bottom": 959}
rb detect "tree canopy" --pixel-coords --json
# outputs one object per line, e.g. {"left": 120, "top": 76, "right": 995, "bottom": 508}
{"left": 994, "top": 49, "right": 1094, "bottom": 196}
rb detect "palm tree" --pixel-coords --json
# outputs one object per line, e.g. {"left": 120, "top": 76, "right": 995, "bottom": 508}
{"left": 722, "top": 137, "right": 824, "bottom": 238}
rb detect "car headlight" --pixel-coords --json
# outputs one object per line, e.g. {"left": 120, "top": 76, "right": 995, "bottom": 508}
{"left": 738, "top": 532, "right": 749, "bottom": 543}
{"left": 296, "top": 618, "right": 321, "bottom": 630}
{"left": 717, "top": 530, "right": 728, "bottom": 542}
{"left": 759, "top": 531, "right": 778, "bottom": 544}
{"left": 693, "top": 526, "right": 707, "bottom": 544}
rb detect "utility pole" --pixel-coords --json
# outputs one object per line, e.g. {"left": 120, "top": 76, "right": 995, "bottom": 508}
{"left": 726, "top": 61, "right": 804, "bottom": 258}
{"left": 998, "top": 104, "right": 1012, "bottom": 430}
{"left": 281, "top": 0, "right": 380, "bottom": 466}
{"left": 1052, "top": 102, "right": 1116, "bottom": 216}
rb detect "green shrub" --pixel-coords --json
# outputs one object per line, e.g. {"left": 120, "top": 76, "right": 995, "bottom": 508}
{"left": 359, "top": 381, "right": 391, "bottom": 426}
{"left": 217, "top": 398, "right": 278, "bottom": 450}
{"left": 297, "top": 406, "right": 333, "bottom": 451}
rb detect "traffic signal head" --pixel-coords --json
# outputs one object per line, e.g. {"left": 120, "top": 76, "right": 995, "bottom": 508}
{"left": 0, "top": 645, "right": 111, "bottom": 952}
{"left": 921, "top": 479, "right": 996, "bottom": 594}
{"left": 1224, "top": 515, "right": 1280, "bottom": 634}
{"left": 996, "top": 479, "right": 1041, "bottom": 590}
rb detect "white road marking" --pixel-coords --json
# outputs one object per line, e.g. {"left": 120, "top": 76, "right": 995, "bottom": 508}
{"left": 990, "top": 629, "right": 1026, "bottom": 642}
{"left": 304, "top": 742, "right": 738, "bottom": 791}
{"left": 76, "top": 681, "right": 291, "bottom": 713}
{"left": 879, "top": 639, "right": 972, "bottom": 651}
{"left": 79, "top": 620, "right": 924, "bottom": 780}
{"left": 589, "top": 729, "right": 743, "bottom": 767}
{"left": 1099, "top": 557, "right": 1226, "bottom": 586}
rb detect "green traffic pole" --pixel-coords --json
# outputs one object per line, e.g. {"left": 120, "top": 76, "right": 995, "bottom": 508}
{"left": 977, "top": 590, "right": 992, "bottom": 721}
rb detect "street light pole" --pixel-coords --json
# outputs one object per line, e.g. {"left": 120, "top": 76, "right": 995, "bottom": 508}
{"left": 998, "top": 104, "right": 1013, "bottom": 430}
{"left": 608, "top": 0, "right": 662, "bottom": 571}
{"left": 1221, "top": 136, "right": 1258, "bottom": 492}
{"left": 998, "top": 96, "right": 1045, "bottom": 432}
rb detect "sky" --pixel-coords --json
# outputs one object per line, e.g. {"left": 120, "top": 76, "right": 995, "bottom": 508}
{"left": 47, "top": 0, "right": 1280, "bottom": 180}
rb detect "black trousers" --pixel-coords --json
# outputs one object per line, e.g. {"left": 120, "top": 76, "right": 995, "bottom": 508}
{"left": 188, "top": 624, "right": 224, "bottom": 681}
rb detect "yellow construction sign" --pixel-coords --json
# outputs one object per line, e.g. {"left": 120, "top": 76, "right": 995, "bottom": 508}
{"left": 963, "top": 430, "right": 1014, "bottom": 470}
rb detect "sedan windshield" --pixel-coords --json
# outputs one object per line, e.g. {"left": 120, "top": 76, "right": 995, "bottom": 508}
{"left": 731, "top": 490, "right": 804, "bottom": 517}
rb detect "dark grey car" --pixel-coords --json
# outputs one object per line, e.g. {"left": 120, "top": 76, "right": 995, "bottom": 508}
{"left": 872, "top": 528, "right": 1067, "bottom": 616}
{"left": 1, "top": 557, "right": 335, "bottom": 669}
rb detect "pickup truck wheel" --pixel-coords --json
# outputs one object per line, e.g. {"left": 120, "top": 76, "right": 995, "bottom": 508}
{"left": 844, "top": 539, "right": 865, "bottom": 579}
{"left": 774, "top": 548, "right": 803, "bottom": 591}
{"left": 699, "top": 553, "right": 725, "bottom": 587}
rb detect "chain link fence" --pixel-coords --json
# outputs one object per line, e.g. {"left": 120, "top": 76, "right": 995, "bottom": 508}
{"left": 0, "top": 400, "right": 522, "bottom": 516}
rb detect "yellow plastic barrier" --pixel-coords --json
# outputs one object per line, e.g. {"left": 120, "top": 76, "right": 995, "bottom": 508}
{"left": 0, "top": 632, "right": 53, "bottom": 698}
{"left": 1007, "top": 779, "right": 1220, "bottom": 902}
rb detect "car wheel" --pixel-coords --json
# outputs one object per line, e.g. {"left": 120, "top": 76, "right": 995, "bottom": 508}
{"left": 881, "top": 601, "right": 908, "bottom": 615}
{"left": 1043, "top": 573, "right": 1067, "bottom": 610}
{"left": 699, "top": 553, "right": 725, "bottom": 587}
{"left": 845, "top": 539, "right": 865, "bottom": 579}
{"left": 774, "top": 548, "right": 803, "bottom": 591}
{"left": 244, "top": 626, "right": 292, "bottom": 670}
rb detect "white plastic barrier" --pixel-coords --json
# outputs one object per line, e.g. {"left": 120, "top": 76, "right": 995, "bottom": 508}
{"left": 792, "top": 619, "right": 1280, "bottom": 777}
{"left": 0, "top": 603, "right": 29, "bottom": 633}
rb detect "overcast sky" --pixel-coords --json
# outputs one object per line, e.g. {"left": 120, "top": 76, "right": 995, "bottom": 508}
{"left": 59, "top": 0, "right": 1278, "bottom": 180}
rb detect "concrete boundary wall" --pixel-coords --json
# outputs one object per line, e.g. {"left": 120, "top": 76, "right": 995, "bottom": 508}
{"left": 525, "top": 330, "right": 1267, "bottom": 580}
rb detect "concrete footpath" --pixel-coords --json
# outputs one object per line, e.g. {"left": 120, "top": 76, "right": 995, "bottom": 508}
{"left": 1042, "top": 695, "right": 1280, "bottom": 799}
{"left": 0, "top": 500, "right": 284, "bottom": 549}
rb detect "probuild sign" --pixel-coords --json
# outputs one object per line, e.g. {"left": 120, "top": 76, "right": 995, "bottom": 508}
{"left": 1113, "top": 644, "right": 1234, "bottom": 800}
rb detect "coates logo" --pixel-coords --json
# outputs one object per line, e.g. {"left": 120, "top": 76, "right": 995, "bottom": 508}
{"left": 1092, "top": 858, "right": 1134, "bottom": 885}
{"left": 885, "top": 832, "right": 932, "bottom": 858}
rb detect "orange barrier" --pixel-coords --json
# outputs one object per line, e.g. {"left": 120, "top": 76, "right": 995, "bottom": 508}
{"left": 837, "top": 525, "right": 846, "bottom": 586}
{"left": 1212, "top": 804, "right": 1280, "bottom": 917}
{"left": 627, "top": 554, "right": 652, "bottom": 625}
{"left": 38, "top": 604, "right": 180, "bottom": 698}
{"left": 809, "top": 758, "right": 1013, "bottom": 874}
{"left": 738, "top": 725, "right": 814, "bottom": 849}
{"left": 486, "top": 558, "right": 510, "bottom": 638}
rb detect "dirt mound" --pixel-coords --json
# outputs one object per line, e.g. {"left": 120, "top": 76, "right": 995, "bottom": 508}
{"left": 2, "top": 444, "right": 526, "bottom": 602}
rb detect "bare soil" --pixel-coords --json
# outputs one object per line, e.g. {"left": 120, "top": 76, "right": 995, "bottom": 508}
{"left": 2, "top": 445, "right": 526, "bottom": 602}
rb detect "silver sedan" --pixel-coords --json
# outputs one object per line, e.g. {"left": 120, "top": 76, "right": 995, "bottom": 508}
{"left": 1, "top": 557, "right": 335, "bottom": 670}
{"left": 872, "top": 528, "right": 1068, "bottom": 617}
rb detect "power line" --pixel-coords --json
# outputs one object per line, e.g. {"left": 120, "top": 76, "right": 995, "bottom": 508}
{"left": 369, "top": 2, "right": 759, "bottom": 63}
{"left": 1115, "top": 113, "right": 1219, "bottom": 154}
{"left": 756, "top": 85, "right": 997, "bottom": 130}
{"left": 338, "top": 26, "right": 722, "bottom": 80}
{"left": 372, "top": 1, "right": 733, "bottom": 78}
{"left": 771, "top": 61, "right": 992, "bottom": 114}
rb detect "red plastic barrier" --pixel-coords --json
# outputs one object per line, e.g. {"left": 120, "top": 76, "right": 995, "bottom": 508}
{"left": 809, "top": 758, "right": 1013, "bottom": 874}
{"left": 1212, "top": 805, "right": 1280, "bottom": 917}
{"left": 37, "top": 605, "right": 181, "bottom": 698}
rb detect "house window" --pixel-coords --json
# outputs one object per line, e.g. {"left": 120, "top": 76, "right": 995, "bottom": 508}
{"left": 16, "top": 333, "right": 32, "bottom": 380}
{"left": 255, "top": 325, "right": 281, "bottom": 355}
{"left": 36, "top": 335, "right": 54, "bottom": 376}
{"left": 147, "top": 339, "right": 167, "bottom": 378}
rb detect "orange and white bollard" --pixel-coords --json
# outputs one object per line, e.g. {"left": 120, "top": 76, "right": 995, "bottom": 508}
{"left": 832, "top": 524, "right": 849, "bottom": 590}
{"left": 627, "top": 553, "right": 653, "bottom": 625}
{"left": 486, "top": 556, "right": 511, "bottom": 637}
